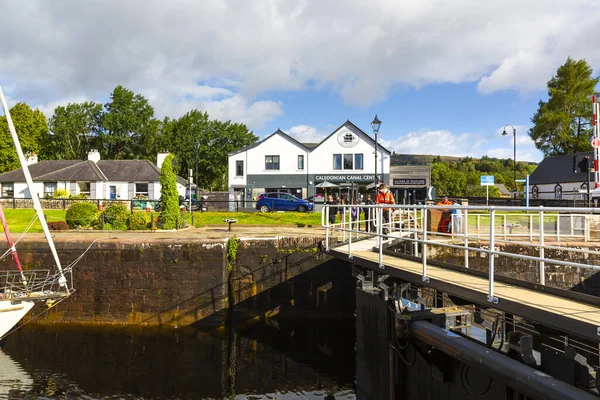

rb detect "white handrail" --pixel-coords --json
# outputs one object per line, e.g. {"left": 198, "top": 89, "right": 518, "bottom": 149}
{"left": 322, "top": 202, "right": 600, "bottom": 304}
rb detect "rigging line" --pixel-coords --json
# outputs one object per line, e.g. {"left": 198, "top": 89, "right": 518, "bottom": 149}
{"left": 0, "top": 293, "right": 72, "bottom": 341}
{"left": 65, "top": 238, "right": 102, "bottom": 269}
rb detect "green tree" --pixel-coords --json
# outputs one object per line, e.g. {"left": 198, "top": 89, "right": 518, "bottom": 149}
{"left": 101, "top": 85, "right": 159, "bottom": 160}
{"left": 165, "top": 111, "right": 258, "bottom": 190}
{"left": 47, "top": 102, "right": 103, "bottom": 160}
{"left": 157, "top": 154, "right": 179, "bottom": 229}
{"left": 529, "top": 57, "right": 599, "bottom": 156}
{"left": 0, "top": 103, "right": 48, "bottom": 173}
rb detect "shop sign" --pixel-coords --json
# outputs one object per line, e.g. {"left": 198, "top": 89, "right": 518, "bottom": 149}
{"left": 393, "top": 178, "right": 426, "bottom": 186}
{"left": 315, "top": 174, "right": 375, "bottom": 183}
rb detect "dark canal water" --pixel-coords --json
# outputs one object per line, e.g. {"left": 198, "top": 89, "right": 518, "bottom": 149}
{"left": 0, "top": 319, "right": 355, "bottom": 399}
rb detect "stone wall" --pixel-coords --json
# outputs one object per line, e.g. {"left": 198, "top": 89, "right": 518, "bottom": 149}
{"left": 8, "top": 235, "right": 344, "bottom": 328}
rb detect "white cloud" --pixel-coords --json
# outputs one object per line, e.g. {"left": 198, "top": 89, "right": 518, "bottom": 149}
{"left": 487, "top": 147, "right": 542, "bottom": 163}
{"left": 286, "top": 125, "right": 327, "bottom": 143}
{"left": 386, "top": 130, "right": 487, "bottom": 157}
{"left": 1, "top": 0, "right": 599, "bottom": 121}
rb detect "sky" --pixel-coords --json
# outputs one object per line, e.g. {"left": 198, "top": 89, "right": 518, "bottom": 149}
{"left": 1, "top": 0, "right": 600, "bottom": 163}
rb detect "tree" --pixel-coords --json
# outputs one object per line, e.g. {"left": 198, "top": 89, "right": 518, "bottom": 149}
{"left": 157, "top": 154, "right": 179, "bottom": 229}
{"left": 0, "top": 103, "right": 48, "bottom": 173}
{"left": 47, "top": 102, "right": 103, "bottom": 160}
{"left": 101, "top": 85, "right": 158, "bottom": 160}
{"left": 529, "top": 57, "right": 599, "bottom": 156}
{"left": 164, "top": 111, "right": 258, "bottom": 190}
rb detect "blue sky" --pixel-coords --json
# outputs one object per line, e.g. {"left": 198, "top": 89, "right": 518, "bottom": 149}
{"left": 2, "top": 0, "right": 600, "bottom": 163}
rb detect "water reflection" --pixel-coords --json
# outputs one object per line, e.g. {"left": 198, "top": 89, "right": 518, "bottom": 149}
{"left": 0, "top": 350, "right": 33, "bottom": 398}
{"left": 0, "top": 318, "right": 355, "bottom": 399}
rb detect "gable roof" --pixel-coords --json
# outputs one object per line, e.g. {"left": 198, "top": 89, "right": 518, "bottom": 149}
{"left": 229, "top": 120, "right": 392, "bottom": 156}
{"left": 229, "top": 128, "right": 310, "bottom": 156}
{"left": 529, "top": 151, "right": 592, "bottom": 185}
{"left": 0, "top": 159, "right": 187, "bottom": 184}
{"left": 311, "top": 120, "right": 392, "bottom": 154}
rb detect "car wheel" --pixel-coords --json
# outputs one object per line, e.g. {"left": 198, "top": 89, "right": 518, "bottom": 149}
{"left": 297, "top": 205, "right": 307, "bottom": 212}
{"left": 260, "top": 205, "right": 270, "bottom": 213}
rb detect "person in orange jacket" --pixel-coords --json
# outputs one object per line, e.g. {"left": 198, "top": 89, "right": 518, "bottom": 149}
{"left": 376, "top": 183, "right": 395, "bottom": 235}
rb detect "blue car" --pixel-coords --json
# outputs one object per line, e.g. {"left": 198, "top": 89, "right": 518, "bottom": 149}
{"left": 256, "top": 192, "right": 314, "bottom": 213}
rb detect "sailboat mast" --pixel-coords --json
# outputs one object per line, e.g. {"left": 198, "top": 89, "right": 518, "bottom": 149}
{"left": 0, "top": 86, "right": 68, "bottom": 289}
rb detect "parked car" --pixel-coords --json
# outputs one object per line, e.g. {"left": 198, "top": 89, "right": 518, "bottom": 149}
{"left": 256, "top": 192, "right": 314, "bottom": 213}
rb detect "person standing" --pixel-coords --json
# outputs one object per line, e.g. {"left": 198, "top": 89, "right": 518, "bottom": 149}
{"left": 365, "top": 194, "right": 375, "bottom": 233}
{"left": 452, "top": 200, "right": 463, "bottom": 234}
{"left": 350, "top": 198, "right": 361, "bottom": 231}
{"left": 338, "top": 197, "right": 347, "bottom": 225}
{"left": 376, "top": 184, "right": 395, "bottom": 235}
{"left": 326, "top": 195, "right": 338, "bottom": 224}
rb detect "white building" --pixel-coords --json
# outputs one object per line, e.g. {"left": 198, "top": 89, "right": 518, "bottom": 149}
{"left": 0, "top": 151, "right": 188, "bottom": 200}
{"left": 228, "top": 120, "right": 391, "bottom": 200}
{"left": 529, "top": 151, "right": 592, "bottom": 200}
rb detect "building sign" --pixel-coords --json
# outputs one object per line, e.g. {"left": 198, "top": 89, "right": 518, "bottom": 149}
{"left": 315, "top": 174, "right": 375, "bottom": 183}
{"left": 393, "top": 178, "right": 426, "bottom": 186}
{"left": 337, "top": 129, "right": 359, "bottom": 148}
{"left": 480, "top": 175, "right": 495, "bottom": 186}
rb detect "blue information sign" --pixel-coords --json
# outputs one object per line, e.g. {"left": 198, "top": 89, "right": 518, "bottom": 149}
{"left": 480, "top": 175, "right": 495, "bottom": 186}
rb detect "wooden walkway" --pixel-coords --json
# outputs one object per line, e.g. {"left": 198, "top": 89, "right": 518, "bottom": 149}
{"left": 331, "top": 238, "right": 600, "bottom": 342}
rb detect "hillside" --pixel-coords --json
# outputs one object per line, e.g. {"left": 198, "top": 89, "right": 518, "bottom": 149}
{"left": 391, "top": 153, "right": 538, "bottom": 166}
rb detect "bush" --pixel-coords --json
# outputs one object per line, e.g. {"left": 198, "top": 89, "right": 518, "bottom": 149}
{"left": 103, "top": 204, "right": 129, "bottom": 230}
{"left": 157, "top": 154, "right": 179, "bottom": 229}
{"left": 65, "top": 202, "right": 100, "bottom": 229}
{"left": 128, "top": 212, "right": 151, "bottom": 230}
{"left": 53, "top": 189, "right": 69, "bottom": 199}
{"left": 48, "top": 221, "right": 69, "bottom": 230}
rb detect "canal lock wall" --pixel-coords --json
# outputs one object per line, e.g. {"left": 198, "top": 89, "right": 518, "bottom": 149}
{"left": 8, "top": 235, "right": 354, "bottom": 328}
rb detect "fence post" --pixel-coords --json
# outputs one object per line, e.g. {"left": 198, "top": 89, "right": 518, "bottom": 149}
{"left": 151, "top": 212, "right": 155, "bottom": 230}
{"left": 101, "top": 214, "right": 105, "bottom": 230}
{"left": 422, "top": 207, "right": 429, "bottom": 282}
{"left": 464, "top": 208, "right": 469, "bottom": 269}
{"left": 325, "top": 206, "right": 330, "bottom": 251}
{"left": 62, "top": 199, "right": 66, "bottom": 210}
{"left": 488, "top": 208, "right": 497, "bottom": 303}
{"left": 378, "top": 208, "right": 383, "bottom": 268}
{"left": 556, "top": 214, "right": 560, "bottom": 242}
{"left": 413, "top": 207, "right": 418, "bottom": 256}
{"left": 530, "top": 214, "right": 533, "bottom": 242}
{"left": 539, "top": 207, "right": 545, "bottom": 285}
{"left": 12, "top": 197, "right": 15, "bottom": 209}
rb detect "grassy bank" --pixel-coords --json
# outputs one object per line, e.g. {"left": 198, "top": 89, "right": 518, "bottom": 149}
{"left": 0, "top": 209, "right": 323, "bottom": 232}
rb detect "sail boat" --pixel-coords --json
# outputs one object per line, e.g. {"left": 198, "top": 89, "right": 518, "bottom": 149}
{"left": 0, "top": 86, "right": 73, "bottom": 339}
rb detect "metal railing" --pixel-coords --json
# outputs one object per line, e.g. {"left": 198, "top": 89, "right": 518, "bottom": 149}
{"left": 322, "top": 204, "right": 600, "bottom": 304}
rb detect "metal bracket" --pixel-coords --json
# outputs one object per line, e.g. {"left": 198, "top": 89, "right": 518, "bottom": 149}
{"left": 378, "top": 263, "right": 385, "bottom": 270}
{"left": 422, "top": 276, "right": 430, "bottom": 283}
{"left": 348, "top": 254, "right": 353, "bottom": 260}
{"left": 596, "top": 326, "right": 600, "bottom": 336}
{"left": 487, "top": 295, "right": 499, "bottom": 304}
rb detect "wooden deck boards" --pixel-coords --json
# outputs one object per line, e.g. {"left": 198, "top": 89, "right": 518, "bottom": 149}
{"left": 333, "top": 241, "right": 600, "bottom": 329}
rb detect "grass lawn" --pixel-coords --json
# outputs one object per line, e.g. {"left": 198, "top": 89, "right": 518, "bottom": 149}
{"left": 190, "top": 211, "right": 323, "bottom": 227}
{"left": 0, "top": 209, "right": 324, "bottom": 232}
{"left": 0, "top": 209, "right": 67, "bottom": 233}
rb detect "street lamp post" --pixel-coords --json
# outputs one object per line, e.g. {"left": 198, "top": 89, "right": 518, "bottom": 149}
{"left": 502, "top": 124, "right": 517, "bottom": 199}
{"left": 372, "top": 115, "right": 381, "bottom": 196}
{"left": 194, "top": 140, "right": 200, "bottom": 199}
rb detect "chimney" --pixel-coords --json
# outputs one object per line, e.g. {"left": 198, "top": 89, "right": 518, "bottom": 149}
{"left": 25, "top": 152, "right": 38, "bottom": 165}
{"left": 156, "top": 152, "right": 170, "bottom": 169}
{"left": 88, "top": 149, "right": 101, "bottom": 163}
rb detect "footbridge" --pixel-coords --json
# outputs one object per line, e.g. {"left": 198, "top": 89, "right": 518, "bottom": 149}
{"left": 323, "top": 203, "right": 600, "bottom": 399}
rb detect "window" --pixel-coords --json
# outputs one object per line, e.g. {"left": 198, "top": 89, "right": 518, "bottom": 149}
{"left": 1, "top": 183, "right": 13, "bottom": 198}
{"left": 265, "top": 155, "right": 280, "bottom": 170}
{"left": 355, "top": 154, "right": 364, "bottom": 170}
{"left": 44, "top": 182, "right": 57, "bottom": 198}
{"left": 135, "top": 183, "right": 149, "bottom": 198}
{"left": 236, "top": 160, "right": 244, "bottom": 176}
{"left": 78, "top": 182, "right": 90, "bottom": 197}
{"left": 343, "top": 154, "right": 353, "bottom": 170}
{"left": 298, "top": 155, "right": 304, "bottom": 170}
{"left": 554, "top": 184, "right": 562, "bottom": 200}
{"left": 532, "top": 185, "right": 539, "bottom": 199}
{"left": 333, "top": 154, "right": 342, "bottom": 170}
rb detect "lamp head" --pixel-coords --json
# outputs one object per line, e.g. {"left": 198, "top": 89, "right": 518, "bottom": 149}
{"left": 371, "top": 114, "right": 381, "bottom": 133}
{"left": 194, "top": 140, "right": 200, "bottom": 150}
{"left": 502, "top": 130, "right": 508, "bottom": 136}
